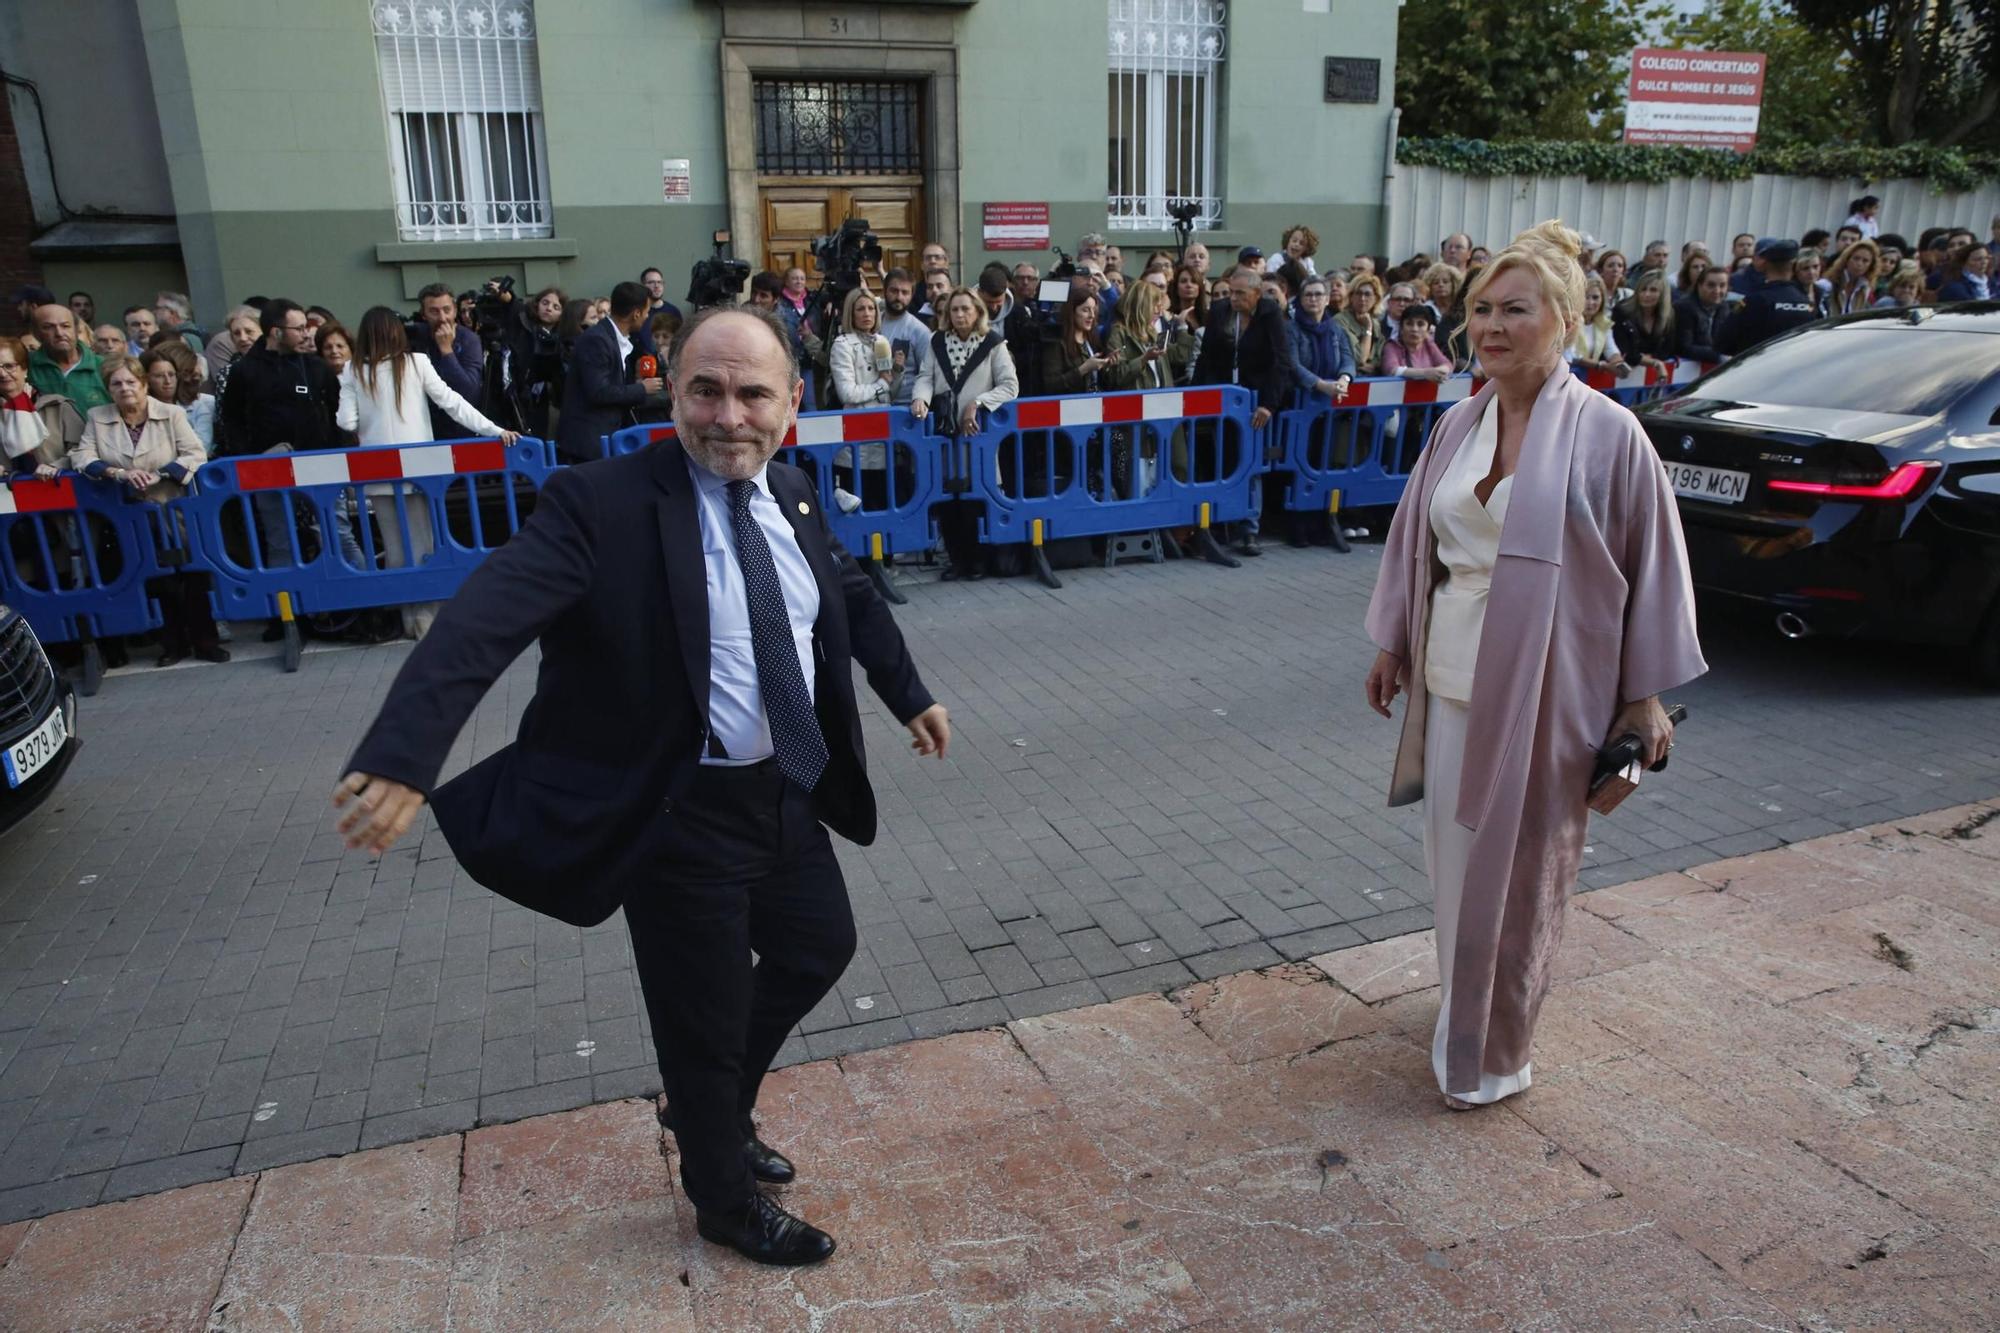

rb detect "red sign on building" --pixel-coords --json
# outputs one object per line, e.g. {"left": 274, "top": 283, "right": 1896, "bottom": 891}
{"left": 1624, "top": 48, "right": 1767, "bottom": 152}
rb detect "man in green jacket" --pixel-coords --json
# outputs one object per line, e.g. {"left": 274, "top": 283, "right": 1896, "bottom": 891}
{"left": 27, "top": 304, "right": 110, "bottom": 412}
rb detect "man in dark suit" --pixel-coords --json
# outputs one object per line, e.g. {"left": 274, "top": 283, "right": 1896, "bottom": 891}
{"left": 334, "top": 304, "right": 950, "bottom": 1267}
{"left": 554, "top": 280, "right": 668, "bottom": 464}
{"left": 1192, "top": 265, "right": 1298, "bottom": 555}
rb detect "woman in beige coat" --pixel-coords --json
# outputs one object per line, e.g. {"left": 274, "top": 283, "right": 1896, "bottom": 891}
{"left": 73, "top": 355, "right": 228, "bottom": 666}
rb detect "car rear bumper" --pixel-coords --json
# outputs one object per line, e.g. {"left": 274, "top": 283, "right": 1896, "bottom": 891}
{"left": 1679, "top": 507, "right": 2000, "bottom": 645}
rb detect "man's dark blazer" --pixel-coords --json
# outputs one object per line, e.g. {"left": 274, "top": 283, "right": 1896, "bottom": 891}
{"left": 554, "top": 318, "right": 656, "bottom": 463}
{"left": 344, "top": 439, "right": 937, "bottom": 928}
{"left": 1192, "top": 296, "right": 1299, "bottom": 414}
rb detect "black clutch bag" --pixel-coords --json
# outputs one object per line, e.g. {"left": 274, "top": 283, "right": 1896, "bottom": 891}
{"left": 1587, "top": 704, "right": 1688, "bottom": 815}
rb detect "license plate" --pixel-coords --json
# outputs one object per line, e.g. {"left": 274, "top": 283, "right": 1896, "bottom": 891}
{"left": 1665, "top": 462, "right": 1750, "bottom": 505}
{"left": 4, "top": 703, "right": 68, "bottom": 788}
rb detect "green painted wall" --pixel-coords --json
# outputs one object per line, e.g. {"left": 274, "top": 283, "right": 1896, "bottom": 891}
{"left": 129, "top": 0, "right": 1396, "bottom": 326}
{"left": 142, "top": 0, "right": 739, "bottom": 326}
{"left": 37, "top": 258, "right": 193, "bottom": 336}
{"left": 954, "top": 0, "right": 1397, "bottom": 277}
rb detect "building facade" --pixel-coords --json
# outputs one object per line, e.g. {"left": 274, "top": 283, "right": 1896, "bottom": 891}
{"left": 2, "top": 0, "right": 1398, "bottom": 329}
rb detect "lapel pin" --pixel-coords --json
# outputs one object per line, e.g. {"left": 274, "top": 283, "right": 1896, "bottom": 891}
{"left": 798, "top": 501, "right": 810, "bottom": 515}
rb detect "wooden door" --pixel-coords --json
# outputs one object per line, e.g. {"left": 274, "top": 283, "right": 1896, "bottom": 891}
{"left": 759, "top": 180, "right": 925, "bottom": 284}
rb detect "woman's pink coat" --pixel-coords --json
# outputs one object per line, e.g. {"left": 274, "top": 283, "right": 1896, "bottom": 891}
{"left": 1365, "top": 364, "right": 1707, "bottom": 1091}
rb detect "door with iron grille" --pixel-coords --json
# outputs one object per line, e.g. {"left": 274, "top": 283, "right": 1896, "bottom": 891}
{"left": 754, "top": 78, "right": 926, "bottom": 282}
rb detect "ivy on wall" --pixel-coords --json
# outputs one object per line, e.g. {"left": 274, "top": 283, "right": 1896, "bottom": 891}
{"left": 1396, "top": 138, "right": 2000, "bottom": 194}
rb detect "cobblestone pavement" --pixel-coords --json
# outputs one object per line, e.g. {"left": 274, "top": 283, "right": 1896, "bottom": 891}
{"left": 1, "top": 545, "right": 1997, "bottom": 1222}
{"left": 3, "top": 803, "right": 1995, "bottom": 1329}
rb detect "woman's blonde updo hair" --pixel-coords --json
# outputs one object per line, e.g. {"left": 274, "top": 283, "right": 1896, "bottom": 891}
{"left": 1462, "top": 219, "right": 1588, "bottom": 357}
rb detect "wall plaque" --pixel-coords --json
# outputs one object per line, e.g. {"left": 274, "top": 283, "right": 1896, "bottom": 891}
{"left": 1323, "top": 57, "right": 1380, "bottom": 104}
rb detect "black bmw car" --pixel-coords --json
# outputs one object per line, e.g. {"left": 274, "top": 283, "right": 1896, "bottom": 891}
{"left": 0, "top": 604, "right": 78, "bottom": 836}
{"left": 1637, "top": 304, "right": 2000, "bottom": 683}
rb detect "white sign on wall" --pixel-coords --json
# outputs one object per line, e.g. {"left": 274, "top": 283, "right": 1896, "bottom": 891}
{"left": 662, "top": 159, "right": 691, "bottom": 203}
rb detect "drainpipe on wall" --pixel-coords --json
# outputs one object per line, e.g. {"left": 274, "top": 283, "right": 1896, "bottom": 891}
{"left": 1380, "top": 106, "right": 1400, "bottom": 258}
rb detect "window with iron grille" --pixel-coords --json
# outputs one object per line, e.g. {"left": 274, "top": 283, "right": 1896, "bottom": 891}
{"left": 1107, "top": 0, "right": 1226, "bottom": 231}
{"left": 753, "top": 80, "right": 923, "bottom": 176}
{"left": 372, "top": 0, "right": 551, "bottom": 241}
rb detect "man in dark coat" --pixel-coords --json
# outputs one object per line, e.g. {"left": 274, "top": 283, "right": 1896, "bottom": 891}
{"left": 216, "top": 298, "right": 340, "bottom": 457}
{"left": 406, "top": 282, "right": 489, "bottom": 440}
{"left": 335, "top": 304, "right": 950, "bottom": 1268}
{"left": 554, "top": 281, "right": 668, "bottom": 464}
{"left": 1193, "top": 265, "right": 1299, "bottom": 554}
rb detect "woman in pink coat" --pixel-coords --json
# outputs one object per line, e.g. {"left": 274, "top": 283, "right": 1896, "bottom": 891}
{"left": 1362, "top": 221, "right": 1707, "bottom": 1109}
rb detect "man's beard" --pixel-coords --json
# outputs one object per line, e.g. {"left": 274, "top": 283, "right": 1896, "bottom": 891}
{"left": 885, "top": 298, "right": 906, "bottom": 316}
{"left": 682, "top": 427, "right": 783, "bottom": 482}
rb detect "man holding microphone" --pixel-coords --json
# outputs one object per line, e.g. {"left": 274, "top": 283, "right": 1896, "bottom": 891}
{"left": 555, "top": 281, "right": 669, "bottom": 465}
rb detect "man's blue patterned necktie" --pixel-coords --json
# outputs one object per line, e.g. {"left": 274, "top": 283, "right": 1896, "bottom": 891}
{"left": 726, "top": 479, "right": 827, "bottom": 791}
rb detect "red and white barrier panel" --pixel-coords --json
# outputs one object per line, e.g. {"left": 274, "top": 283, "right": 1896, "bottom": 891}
{"left": 233, "top": 441, "right": 509, "bottom": 491}
{"left": 1656, "top": 359, "right": 1721, "bottom": 385}
{"left": 0, "top": 478, "right": 78, "bottom": 514}
{"left": 1341, "top": 375, "right": 1478, "bottom": 408}
{"left": 646, "top": 409, "right": 894, "bottom": 449}
{"left": 1578, "top": 359, "right": 1721, "bottom": 392}
{"left": 1013, "top": 388, "right": 1227, "bottom": 429}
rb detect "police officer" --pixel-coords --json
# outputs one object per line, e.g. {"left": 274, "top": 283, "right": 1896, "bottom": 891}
{"left": 1720, "top": 239, "right": 1815, "bottom": 355}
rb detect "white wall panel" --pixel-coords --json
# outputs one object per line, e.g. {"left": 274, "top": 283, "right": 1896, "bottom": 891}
{"left": 1387, "top": 165, "right": 2000, "bottom": 265}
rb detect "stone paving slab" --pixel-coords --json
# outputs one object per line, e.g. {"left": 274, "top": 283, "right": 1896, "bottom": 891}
{"left": 2, "top": 809, "right": 1995, "bottom": 1330}
{"left": 3, "top": 546, "right": 2000, "bottom": 1217}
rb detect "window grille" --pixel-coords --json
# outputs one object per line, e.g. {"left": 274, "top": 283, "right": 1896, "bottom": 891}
{"left": 753, "top": 80, "right": 923, "bottom": 176}
{"left": 372, "top": 0, "right": 551, "bottom": 241}
{"left": 1107, "top": 0, "right": 1226, "bottom": 231}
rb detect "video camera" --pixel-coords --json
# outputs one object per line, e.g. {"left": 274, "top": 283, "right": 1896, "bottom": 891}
{"left": 810, "top": 218, "right": 883, "bottom": 335}
{"left": 1167, "top": 199, "right": 1201, "bottom": 262}
{"left": 687, "top": 230, "right": 751, "bottom": 309}
{"left": 470, "top": 274, "right": 514, "bottom": 338}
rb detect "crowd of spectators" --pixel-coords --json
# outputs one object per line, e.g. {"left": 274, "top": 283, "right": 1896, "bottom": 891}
{"left": 0, "top": 195, "right": 1994, "bottom": 625}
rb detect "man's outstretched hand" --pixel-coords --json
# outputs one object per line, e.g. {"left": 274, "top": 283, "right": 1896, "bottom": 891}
{"left": 334, "top": 772, "right": 427, "bottom": 856}
{"left": 906, "top": 704, "right": 951, "bottom": 760}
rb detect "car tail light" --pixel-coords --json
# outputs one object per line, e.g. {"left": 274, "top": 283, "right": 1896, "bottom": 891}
{"left": 1766, "top": 461, "right": 1941, "bottom": 501}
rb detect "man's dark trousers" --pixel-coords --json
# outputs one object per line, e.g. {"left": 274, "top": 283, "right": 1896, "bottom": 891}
{"left": 625, "top": 761, "right": 855, "bottom": 1212}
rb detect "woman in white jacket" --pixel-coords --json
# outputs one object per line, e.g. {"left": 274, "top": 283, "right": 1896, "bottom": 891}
{"left": 829, "top": 285, "right": 903, "bottom": 406}
{"left": 338, "top": 306, "right": 516, "bottom": 639}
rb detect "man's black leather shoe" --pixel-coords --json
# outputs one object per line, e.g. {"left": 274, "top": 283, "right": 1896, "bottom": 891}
{"left": 695, "top": 1191, "right": 835, "bottom": 1266}
{"left": 746, "top": 1132, "right": 795, "bottom": 1184}
{"left": 655, "top": 1105, "right": 797, "bottom": 1184}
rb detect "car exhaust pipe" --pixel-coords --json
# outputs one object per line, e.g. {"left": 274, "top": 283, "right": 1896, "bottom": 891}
{"left": 1775, "top": 612, "right": 1811, "bottom": 640}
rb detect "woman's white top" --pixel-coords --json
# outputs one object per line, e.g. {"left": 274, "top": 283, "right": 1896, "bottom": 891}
{"left": 336, "top": 354, "right": 503, "bottom": 445}
{"left": 1426, "top": 401, "right": 1512, "bottom": 703}
{"left": 1844, "top": 212, "right": 1880, "bottom": 240}
{"left": 1567, "top": 320, "right": 1614, "bottom": 363}
{"left": 830, "top": 332, "right": 892, "bottom": 406}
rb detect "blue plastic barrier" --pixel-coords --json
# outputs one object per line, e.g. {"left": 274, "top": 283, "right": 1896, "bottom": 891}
{"left": 174, "top": 437, "right": 554, "bottom": 669}
{"left": 963, "top": 384, "right": 1259, "bottom": 585}
{"left": 0, "top": 475, "right": 175, "bottom": 690}
{"left": 1278, "top": 374, "right": 1481, "bottom": 522}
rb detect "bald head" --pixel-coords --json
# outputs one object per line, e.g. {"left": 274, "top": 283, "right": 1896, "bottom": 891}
{"left": 666, "top": 306, "right": 804, "bottom": 482}
{"left": 667, "top": 304, "right": 800, "bottom": 387}
{"left": 34, "top": 304, "right": 77, "bottom": 359}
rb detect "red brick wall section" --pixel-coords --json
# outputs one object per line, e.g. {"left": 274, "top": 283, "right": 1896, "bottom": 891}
{"left": 0, "top": 90, "right": 48, "bottom": 336}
